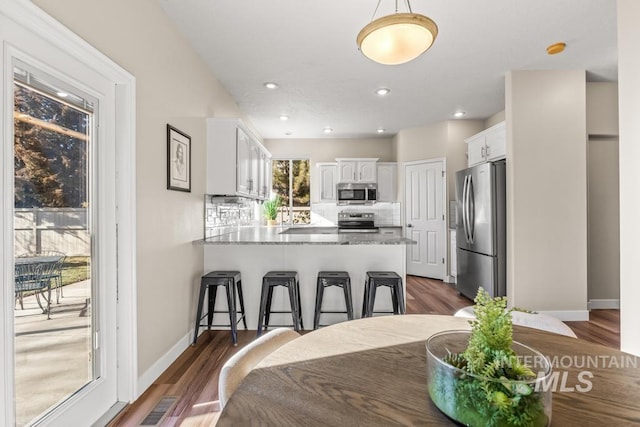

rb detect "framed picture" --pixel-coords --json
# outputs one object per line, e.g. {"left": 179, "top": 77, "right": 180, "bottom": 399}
{"left": 167, "top": 124, "right": 191, "bottom": 192}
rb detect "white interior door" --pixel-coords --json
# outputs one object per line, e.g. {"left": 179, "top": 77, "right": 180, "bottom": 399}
{"left": 405, "top": 160, "right": 445, "bottom": 279}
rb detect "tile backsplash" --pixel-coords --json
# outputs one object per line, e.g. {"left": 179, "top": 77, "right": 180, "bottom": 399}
{"left": 205, "top": 195, "right": 257, "bottom": 237}
{"left": 204, "top": 196, "right": 402, "bottom": 238}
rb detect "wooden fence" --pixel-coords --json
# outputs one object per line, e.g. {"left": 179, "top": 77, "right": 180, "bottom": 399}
{"left": 14, "top": 208, "right": 89, "bottom": 256}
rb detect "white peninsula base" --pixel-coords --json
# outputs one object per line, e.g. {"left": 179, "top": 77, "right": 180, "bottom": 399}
{"left": 202, "top": 244, "right": 406, "bottom": 331}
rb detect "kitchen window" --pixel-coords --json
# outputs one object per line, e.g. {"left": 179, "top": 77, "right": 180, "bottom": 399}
{"left": 272, "top": 159, "right": 310, "bottom": 225}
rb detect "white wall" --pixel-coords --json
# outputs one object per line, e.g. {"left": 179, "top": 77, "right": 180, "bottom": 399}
{"left": 505, "top": 70, "right": 588, "bottom": 319}
{"left": 265, "top": 138, "right": 393, "bottom": 203}
{"left": 33, "top": 0, "right": 246, "bottom": 378}
{"left": 617, "top": 0, "right": 640, "bottom": 356}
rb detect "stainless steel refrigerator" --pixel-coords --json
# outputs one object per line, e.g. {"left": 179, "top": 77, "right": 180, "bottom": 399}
{"left": 455, "top": 160, "right": 506, "bottom": 300}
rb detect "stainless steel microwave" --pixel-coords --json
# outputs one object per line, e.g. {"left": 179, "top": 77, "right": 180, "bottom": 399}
{"left": 337, "top": 183, "right": 377, "bottom": 205}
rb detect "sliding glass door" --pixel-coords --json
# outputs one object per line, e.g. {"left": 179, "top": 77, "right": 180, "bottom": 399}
{"left": 13, "top": 63, "right": 97, "bottom": 426}
{"left": 0, "top": 4, "right": 131, "bottom": 422}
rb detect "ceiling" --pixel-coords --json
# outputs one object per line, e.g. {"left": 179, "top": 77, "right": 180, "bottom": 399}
{"left": 158, "top": 0, "right": 618, "bottom": 140}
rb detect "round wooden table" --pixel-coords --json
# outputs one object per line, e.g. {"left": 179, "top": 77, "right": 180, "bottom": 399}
{"left": 217, "top": 315, "right": 640, "bottom": 426}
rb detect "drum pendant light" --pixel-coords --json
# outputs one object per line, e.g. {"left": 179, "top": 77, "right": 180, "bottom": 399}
{"left": 357, "top": 0, "right": 438, "bottom": 65}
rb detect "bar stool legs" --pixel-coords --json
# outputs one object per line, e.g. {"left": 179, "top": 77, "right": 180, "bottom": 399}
{"left": 314, "top": 271, "right": 353, "bottom": 329}
{"left": 361, "top": 271, "right": 405, "bottom": 318}
{"left": 258, "top": 271, "right": 303, "bottom": 337}
{"left": 193, "top": 271, "right": 246, "bottom": 346}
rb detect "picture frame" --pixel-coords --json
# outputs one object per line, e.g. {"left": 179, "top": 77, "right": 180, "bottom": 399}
{"left": 167, "top": 124, "right": 191, "bottom": 192}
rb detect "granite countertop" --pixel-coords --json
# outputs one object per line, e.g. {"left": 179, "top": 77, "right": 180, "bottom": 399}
{"left": 194, "top": 226, "right": 416, "bottom": 245}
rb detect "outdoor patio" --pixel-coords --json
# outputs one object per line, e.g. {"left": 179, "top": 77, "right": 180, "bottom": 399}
{"left": 14, "top": 279, "right": 91, "bottom": 426}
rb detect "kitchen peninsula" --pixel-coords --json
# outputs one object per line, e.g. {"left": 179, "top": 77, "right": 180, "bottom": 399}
{"left": 195, "top": 226, "right": 414, "bottom": 330}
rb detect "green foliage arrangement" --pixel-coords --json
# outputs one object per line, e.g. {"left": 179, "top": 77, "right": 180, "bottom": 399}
{"left": 262, "top": 195, "right": 281, "bottom": 220}
{"left": 429, "top": 288, "right": 549, "bottom": 427}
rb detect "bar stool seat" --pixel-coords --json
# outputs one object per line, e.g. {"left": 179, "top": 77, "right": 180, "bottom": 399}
{"left": 193, "top": 271, "right": 247, "bottom": 346}
{"left": 362, "top": 271, "right": 405, "bottom": 318}
{"left": 257, "top": 271, "right": 303, "bottom": 336}
{"left": 314, "top": 271, "right": 354, "bottom": 329}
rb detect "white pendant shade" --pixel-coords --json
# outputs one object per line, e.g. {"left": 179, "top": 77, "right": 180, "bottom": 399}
{"left": 357, "top": 13, "right": 438, "bottom": 65}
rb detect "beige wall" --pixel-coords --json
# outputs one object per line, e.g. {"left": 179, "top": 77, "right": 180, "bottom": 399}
{"left": 265, "top": 138, "right": 393, "bottom": 202}
{"left": 585, "top": 82, "right": 620, "bottom": 305}
{"left": 505, "top": 70, "right": 588, "bottom": 315}
{"left": 617, "top": 0, "right": 640, "bottom": 356}
{"left": 445, "top": 121, "right": 486, "bottom": 203}
{"left": 587, "top": 137, "right": 620, "bottom": 301}
{"left": 33, "top": 0, "right": 245, "bottom": 376}
{"left": 587, "top": 82, "right": 619, "bottom": 136}
{"left": 395, "top": 120, "right": 484, "bottom": 207}
{"left": 485, "top": 110, "right": 506, "bottom": 128}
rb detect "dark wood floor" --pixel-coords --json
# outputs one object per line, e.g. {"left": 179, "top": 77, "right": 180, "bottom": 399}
{"left": 109, "top": 276, "right": 620, "bottom": 426}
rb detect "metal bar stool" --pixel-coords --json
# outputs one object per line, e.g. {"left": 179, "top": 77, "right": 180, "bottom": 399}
{"left": 257, "top": 271, "right": 303, "bottom": 336}
{"left": 193, "top": 271, "right": 247, "bottom": 346}
{"left": 361, "top": 271, "right": 405, "bottom": 318}
{"left": 314, "top": 271, "right": 354, "bottom": 329}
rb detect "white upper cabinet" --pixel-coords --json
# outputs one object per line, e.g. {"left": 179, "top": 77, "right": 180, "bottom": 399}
{"left": 336, "top": 158, "right": 379, "bottom": 183}
{"left": 235, "top": 126, "right": 253, "bottom": 196}
{"left": 465, "top": 121, "right": 506, "bottom": 167}
{"left": 376, "top": 162, "right": 397, "bottom": 202}
{"left": 207, "top": 118, "right": 271, "bottom": 199}
{"left": 317, "top": 163, "right": 337, "bottom": 202}
{"left": 337, "top": 160, "right": 357, "bottom": 183}
{"left": 358, "top": 161, "right": 377, "bottom": 182}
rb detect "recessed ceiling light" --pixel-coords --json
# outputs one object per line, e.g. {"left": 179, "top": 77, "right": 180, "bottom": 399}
{"left": 280, "top": 115, "right": 289, "bottom": 121}
{"left": 546, "top": 42, "right": 566, "bottom": 55}
{"left": 453, "top": 111, "right": 466, "bottom": 118}
{"left": 323, "top": 127, "right": 333, "bottom": 134}
{"left": 57, "top": 91, "right": 68, "bottom": 98}
{"left": 377, "top": 128, "right": 385, "bottom": 133}
{"left": 376, "top": 88, "right": 391, "bottom": 96}
{"left": 264, "top": 82, "right": 278, "bottom": 89}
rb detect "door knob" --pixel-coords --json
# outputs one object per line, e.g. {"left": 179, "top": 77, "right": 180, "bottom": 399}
{"left": 407, "top": 224, "right": 413, "bottom": 228}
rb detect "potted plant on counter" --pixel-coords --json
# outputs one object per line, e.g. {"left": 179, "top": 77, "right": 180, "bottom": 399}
{"left": 263, "top": 195, "right": 281, "bottom": 226}
{"left": 426, "top": 288, "right": 552, "bottom": 426}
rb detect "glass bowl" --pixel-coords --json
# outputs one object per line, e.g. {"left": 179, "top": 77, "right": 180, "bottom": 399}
{"left": 426, "top": 330, "right": 552, "bottom": 427}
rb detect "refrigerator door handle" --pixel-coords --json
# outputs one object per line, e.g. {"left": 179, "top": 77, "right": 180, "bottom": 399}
{"left": 468, "top": 175, "right": 475, "bottom": 244}
{"left": 462, "top": 175, "right": 469, "bottom": 243}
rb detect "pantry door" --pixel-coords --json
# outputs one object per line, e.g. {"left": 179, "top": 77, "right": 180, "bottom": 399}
{"left": 404, "top": 159, "right": 446, "bottom": 279}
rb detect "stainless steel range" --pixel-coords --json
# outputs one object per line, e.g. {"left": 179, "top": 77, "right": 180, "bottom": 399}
{"left": 337, "top": 211, "right": 378, "bottom": 233}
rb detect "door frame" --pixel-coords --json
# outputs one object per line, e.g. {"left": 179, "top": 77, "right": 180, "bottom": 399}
{"left": 0, "top": 0, "right": 137, "bottom": 424}
{"left": 403, "top": 158, "right": 447, "bottom": 280}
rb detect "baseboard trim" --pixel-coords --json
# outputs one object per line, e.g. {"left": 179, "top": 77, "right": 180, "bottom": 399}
{"left": 588, "top": 299, "right": 620, "bottom": 310}
{"left": 137, "top": 329, "right": 195, "bottom": 396}
{"left": 537, "top": 310, "right": 589, "bottom": 321}
{"left": 443, "top": 275, "right": 456, "bottom": 284}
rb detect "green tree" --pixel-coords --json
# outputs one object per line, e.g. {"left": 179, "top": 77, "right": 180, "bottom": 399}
{"left": 292, "top": 159, "right": 310, "bottom": 206}
{"left": 14, "top": 83, "right": 89, "bottom": 208}
{"left": 271, "top": 159, "right": 290, "bottom": 205}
